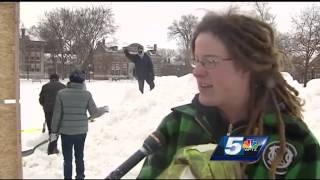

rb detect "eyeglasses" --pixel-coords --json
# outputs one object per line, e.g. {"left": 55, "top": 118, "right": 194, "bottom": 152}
{"left": 190, "top": 55, "right": 232, "bottom": 69}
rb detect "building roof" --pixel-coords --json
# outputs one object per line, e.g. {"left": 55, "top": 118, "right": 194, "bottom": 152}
{"left": 310, "top": 54, "right": 320, "bottom": 67}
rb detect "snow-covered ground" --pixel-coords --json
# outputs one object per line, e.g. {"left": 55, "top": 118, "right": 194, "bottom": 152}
{"left": 21, "top": 73, "right": 320, "bottom": 179}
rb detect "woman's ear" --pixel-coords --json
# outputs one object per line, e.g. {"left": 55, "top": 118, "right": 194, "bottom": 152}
{"left": 234, "top": 63, "right": 251, "bottom": 79}
{"left": 239, "top": 68, "right": 251, "bottom": 80}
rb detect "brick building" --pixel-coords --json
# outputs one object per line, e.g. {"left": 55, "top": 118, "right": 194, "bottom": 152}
{"left": 92, "top": 41, "right": 163, "bottom": 80}
{"left": 19, "top": 28, "right": 45, "bottom": 79}
{"left": 19, "top": 27, "right": 191, "bottom": 80}
{"left": 308, "top": 55, "right": 320, "bottom": 80}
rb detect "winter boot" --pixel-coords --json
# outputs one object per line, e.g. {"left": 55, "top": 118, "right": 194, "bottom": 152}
{"left": 47, "top": 140, "right": 59, "bottom": 155}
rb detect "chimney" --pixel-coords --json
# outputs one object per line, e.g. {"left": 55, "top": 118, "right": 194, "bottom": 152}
{"left": 21, "top": 28, "right": 26, "bottom": 38}
{"left": 153, "top": 44, "right": 157, "bottom": 53}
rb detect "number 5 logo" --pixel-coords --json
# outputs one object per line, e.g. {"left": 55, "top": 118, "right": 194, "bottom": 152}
{"left": 224, "top": 137, "right": 244, "bottom": 155}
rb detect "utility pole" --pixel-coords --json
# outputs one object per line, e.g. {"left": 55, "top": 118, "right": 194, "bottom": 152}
{"left": 0, "top": 2, "right": 23, "bottom": 178}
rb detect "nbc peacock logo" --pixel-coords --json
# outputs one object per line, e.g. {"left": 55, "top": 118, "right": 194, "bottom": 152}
{"left": 242, "top": 139, "right": 259, "bottom": 151}
{"left": 211, "top": 136, "right": 269, "bottom": 161}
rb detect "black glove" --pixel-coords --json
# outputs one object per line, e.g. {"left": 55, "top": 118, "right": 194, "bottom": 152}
{"left": 47, "top": 133, "right": 59, "bottom": 155}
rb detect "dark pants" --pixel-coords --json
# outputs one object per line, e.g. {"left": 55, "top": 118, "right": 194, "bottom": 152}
{"left": 61, "top": 133, "right": 87, "bottom": 179}
{"left": 44, "top": 111, "right": 53, "bottom": 134}
{"left": 138, "top": 78, "right": 155, "bottom": 94}
{"left": 45, "top": 111, "right": 58, "bottom": 152}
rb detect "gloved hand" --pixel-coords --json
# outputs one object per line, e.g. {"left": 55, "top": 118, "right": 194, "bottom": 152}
{"left": 102, "top": 105, "right": 109, "bottom": 113}
{"left": 89, "top": 117, "right": 95, "bottom": 122}
{"left": 48, "top": 133, "right": 59, "bottom": 155}
{"left": 88, "top": 106, "right": 109, "bottom": 122}
{"left": 49, "top": 133, "right": 59, "bottom": 143}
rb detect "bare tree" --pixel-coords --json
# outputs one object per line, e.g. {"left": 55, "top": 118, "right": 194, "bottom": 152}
{"left": 277, "top": 32, "right": 294, "bottom": 55}
{"left": 71, "top": 6, "right": 117, "bottom": 70}
{"left": 157, "top": 48, "right": 177, "bottom": 64}
{"left": 31, "top": 8, "right": 75, "bottom": 78}
{"left": 225, "top": 3, "right": 242, "bottom": 14}
{"left": 31, "top": 6, "right": 117, "bottom": 78}
{"left": 251, "top": 2, "right": 277, "bottom": 29}
{"left": 168, "top": 14, "right": 198, "bottom": 66}
{"left": 291, "top": 5, "right": 320, "bottom": 86}
{"left": 275, "top": 32, "right": 297, "bottom": 74}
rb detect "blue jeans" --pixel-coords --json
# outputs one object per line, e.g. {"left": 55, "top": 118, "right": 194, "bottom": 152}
{"left": 61, "top": 133, "right": 87, "bottom": 179}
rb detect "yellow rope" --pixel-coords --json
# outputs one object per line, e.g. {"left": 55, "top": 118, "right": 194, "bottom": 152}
{"left": 20, "top": 128, "right": 42, "bottom": 134}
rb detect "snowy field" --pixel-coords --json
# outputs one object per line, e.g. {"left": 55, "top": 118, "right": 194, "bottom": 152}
{"left": 20, "top": 73, "right": 320, "bottom": 179}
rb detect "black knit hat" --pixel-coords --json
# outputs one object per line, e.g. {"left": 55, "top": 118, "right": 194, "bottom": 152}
{"left": 49, "top": 73, "right": 59, "bottom": 80}
{"left": 138, "top": 44, "right": 143, "bottom": 50}
{"left": 69, "top": 70, "right": 85, "bottom": 83}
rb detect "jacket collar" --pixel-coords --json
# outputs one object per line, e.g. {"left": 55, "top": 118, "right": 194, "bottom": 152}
{"left": 191, "top": 94, "right": 247, "bottom": 130}
{"left": 172, "top": 94, "right": 295, "bottom": 137}
{"left": 68, "top": 82, "right": 84, "bottom": 89}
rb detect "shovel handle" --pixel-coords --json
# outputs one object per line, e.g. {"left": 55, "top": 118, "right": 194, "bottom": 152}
{"left": 42, "top": 122, "right": 46, "bottom": 133}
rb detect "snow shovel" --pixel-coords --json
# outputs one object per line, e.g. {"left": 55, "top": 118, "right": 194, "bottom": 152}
{"left": 22, "top": 139, "right": 48, "bottom": 157}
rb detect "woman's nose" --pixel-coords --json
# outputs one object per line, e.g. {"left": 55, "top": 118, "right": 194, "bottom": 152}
{"left": 192, "top": 64, "right": 207, "bottom": 77}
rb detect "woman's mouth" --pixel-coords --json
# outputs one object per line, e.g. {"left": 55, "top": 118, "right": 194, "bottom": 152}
{"left": 199, "top": 83, "right": 213, "bottom": 89}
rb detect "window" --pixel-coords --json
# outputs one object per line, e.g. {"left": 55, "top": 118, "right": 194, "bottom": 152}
{"left": 35, "top": 64, "right": 40, "bottom": 72}
{"left": 30, "top": 63, "right": 35, "bottom": 71}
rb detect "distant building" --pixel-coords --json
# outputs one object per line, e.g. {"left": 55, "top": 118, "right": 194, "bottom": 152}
{"left": 284, "top": 55, "right": 320, "bottom": 83}
{"left": 92, "top": 41, "right": 163, "bottom": 80}
{"left": 160, "top": 64, "right": 193, "bottom": 77}
{"left": 19, "top": 28, "right": 182, "bottom": 80}
{"left": 19, "top": 28, "right": 45, "bottom": 79}
{"left": 92, "top": 41, "right": 125, "bottom": 80}
{"left": 43, "top": 53, "right": 76, "bottom": 80}
{"left": 146, "top": 44, "right": 162, "bottom": 77}
{"left": 308, "top": 55, "right": 320, "bottom": 80}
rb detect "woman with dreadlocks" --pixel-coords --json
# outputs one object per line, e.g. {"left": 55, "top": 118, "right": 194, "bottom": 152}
{"left": 137, "top": 11, "right": 320, "bottom": 179}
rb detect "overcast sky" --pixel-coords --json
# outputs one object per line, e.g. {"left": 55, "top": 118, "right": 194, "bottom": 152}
{"left": 20, "top": 2, "right": 319, "bottom": 50}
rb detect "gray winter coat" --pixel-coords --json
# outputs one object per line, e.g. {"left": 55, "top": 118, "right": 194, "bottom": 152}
{"left": 51, "top": 82, "right": 99, "bottom": 135}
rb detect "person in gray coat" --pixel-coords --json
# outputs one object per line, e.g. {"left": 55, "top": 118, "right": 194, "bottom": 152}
{"left": 50, "top": 69, "right": 108, "bottom": 179}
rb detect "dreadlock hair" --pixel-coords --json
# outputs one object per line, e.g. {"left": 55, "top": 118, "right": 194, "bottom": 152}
{"left": 191, "top": 11, "right": 304, "bottom": 179}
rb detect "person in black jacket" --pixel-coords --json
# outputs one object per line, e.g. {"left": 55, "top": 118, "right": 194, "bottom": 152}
{"left": 39, "top": 73, "right": 66, "bottom": 153}
{"left": 124, "top": 44, "right": 155, "bottom": 94}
